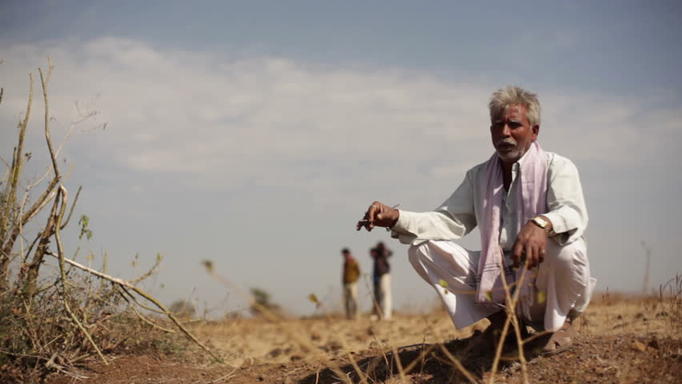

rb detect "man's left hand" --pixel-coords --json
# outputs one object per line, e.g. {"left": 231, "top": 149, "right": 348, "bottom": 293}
{"left": 512, "top": 218, "right": 551, "bottom": 269}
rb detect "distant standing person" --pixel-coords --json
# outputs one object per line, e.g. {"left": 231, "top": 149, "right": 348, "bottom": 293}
{"left": 371, "top": 242, "right": 393, "bottom": 320}
{"left": 341, "top": 248, "right": 360, "bottom": 319}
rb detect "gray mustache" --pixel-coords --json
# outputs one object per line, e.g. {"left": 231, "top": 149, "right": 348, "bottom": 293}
{"left": 496, "top": 139, "right": 517, "bottom": 146}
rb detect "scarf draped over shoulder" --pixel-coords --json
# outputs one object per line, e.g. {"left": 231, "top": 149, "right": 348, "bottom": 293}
{"left": 476, "top": 141, "right": 549, "bottom": 310}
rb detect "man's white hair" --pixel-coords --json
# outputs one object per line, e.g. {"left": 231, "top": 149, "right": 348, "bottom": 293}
{"left": 489, "top": 86, "right": 541, "bottom": 127}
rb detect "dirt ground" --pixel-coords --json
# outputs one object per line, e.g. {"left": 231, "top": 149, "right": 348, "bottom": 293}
{"left": 46, "top": 294, "right": 682, "bottom": 383}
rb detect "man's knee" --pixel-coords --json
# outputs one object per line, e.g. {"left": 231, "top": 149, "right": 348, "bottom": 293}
{"left": 408, "top": 242, "right": 429, "bottom": 264}
{"left": 545, "top": 239, "right": 586, "bottom": 270}
{"left": 408, "top": 241, "right": 443, "bottom": 267}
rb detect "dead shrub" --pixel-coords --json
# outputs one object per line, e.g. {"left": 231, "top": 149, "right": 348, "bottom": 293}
{"left": 0, "top": 62, "right": 216, "bottom": 383}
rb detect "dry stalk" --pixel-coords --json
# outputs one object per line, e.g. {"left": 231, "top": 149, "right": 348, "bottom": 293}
{"left": 53, "top": 187, "right": 107, "bottom": 364}
{"left": 47, "top": 252, "right": 224, "bottom": 363}
{"left": 130, "top": 306, "right": 177, "bottom": 333}
{"left": 333, "top": 332, "right": 369, "bottom": 384}
{"left": 59, "top": 185, "right": 81, "bottom": 230}
{"left": 401, "top": 343, "right": 436, "bottom": 375}
{"left": 117, "top": 286, "right": 168, "bottom": 315}
{"left": 437, "top": 343, "right": 478, "bottom": 384}
{"left": 207, "top": 367, "right": 239, "bottom": 383}
{"left": 38, "top": 63, "right": 59, "bottom": 179}
{"left": 487, "top": 262, "right": 530, "bottom": 384}
{"left": 390, "top": 346, "right": 407, "bottom": 382}
{"left": 0, "top": 73, "right": 33, "bottom": 289}
{"left": 130, "top": 253, "right": 163, "bottom": 284}
{"left": 499, "top": 264, "right": 529, "bottom": 384}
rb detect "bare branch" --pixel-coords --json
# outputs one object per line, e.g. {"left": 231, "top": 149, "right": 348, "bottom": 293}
{"left": 0, "top": 73, "right": 33, "bottom": 289}
{"left": 130, "top": 306, "right": 177, "bottom": 333}
{"left": 38, "top": 65, "right": 59, "bottom": 180}
{"left": 130, "top": 252, "right": 162, "bottom": 285}
{"left": 53, "top": 186, "right": 107, "bottom": 364}
{"left": 118, "top": 286, "right": 167, "bottom": 315}
{"left": 59, "top": 185, "right": 81, "bottom": 230}
{"left": 47, "top": 251, "right": 224, "bottom": 363}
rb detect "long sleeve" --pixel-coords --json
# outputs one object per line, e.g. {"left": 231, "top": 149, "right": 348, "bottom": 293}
{"left": 391, "top": 170, "right": 478, "bottom": 245}
{"left": 543, "top": 154, "right": 588, "bottom": 245}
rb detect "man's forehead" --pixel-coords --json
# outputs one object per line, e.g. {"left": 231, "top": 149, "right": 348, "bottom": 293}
{"left": 492, "top": 104, "right": 528, "bottom": 121}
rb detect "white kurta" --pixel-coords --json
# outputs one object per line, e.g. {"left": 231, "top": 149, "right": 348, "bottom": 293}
{"left": 391, "top": 151, "right": 596, "bottom": 331}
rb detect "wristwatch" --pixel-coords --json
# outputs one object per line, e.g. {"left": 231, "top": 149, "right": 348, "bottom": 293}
{"left": 531, "top": 216, "right": 551, "bottom": 231}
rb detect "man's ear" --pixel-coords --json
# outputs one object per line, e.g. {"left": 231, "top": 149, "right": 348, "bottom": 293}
{"left": 532, "top": 124, "right": 540, "bottom": 138}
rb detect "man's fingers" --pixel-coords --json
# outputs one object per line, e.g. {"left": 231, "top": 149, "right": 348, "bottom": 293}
{"left": 367, "top": 203, "right": 379, "bottom": 222}
{"left": 523, "top": 244, "right": 531, "bottom": 268}
{"left": 512, "top": 242, "right": 523, "bottom": 268}
{"left": 528, "top": 244, "right": 542, "bottom": 268}
{"left": 357, "top": 202, "right": 379, "bottom": 231}
{"left": 358, "top": 201, "right": 397, "bottom": 231}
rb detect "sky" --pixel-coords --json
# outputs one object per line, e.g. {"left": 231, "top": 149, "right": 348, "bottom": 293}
{"left": 1, "top": 1, "right": 681, "bottom": 317}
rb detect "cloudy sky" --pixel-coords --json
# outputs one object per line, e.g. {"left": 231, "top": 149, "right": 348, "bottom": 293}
{"left": 1, "top": 1, "right": 681, "bottom": 316}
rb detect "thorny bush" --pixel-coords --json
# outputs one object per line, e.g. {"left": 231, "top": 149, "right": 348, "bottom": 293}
{"left": 0, "top": 63, "right": 188, "bottom": 383}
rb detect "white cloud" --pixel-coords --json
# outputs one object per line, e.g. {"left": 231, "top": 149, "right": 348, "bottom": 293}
{"left": 1, "top": 37, "right": 680, "bottom": 199}
{"left": 2, "top": 43, "right": 679, "bottom": 264}
{"left": 2, "top": 38, "right": 682, "bottom": 176}
{"left": 0, "top": 38, "right": 483, "bottom": 189}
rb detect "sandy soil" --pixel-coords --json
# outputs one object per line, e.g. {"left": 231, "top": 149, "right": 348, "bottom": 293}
{"left": 46, "top": 295, "right": 682, "bottom": 383}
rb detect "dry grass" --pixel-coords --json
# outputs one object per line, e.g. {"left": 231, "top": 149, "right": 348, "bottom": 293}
{"left": 41, "top": 292, "right": 682, "bottom": 384}
{"left": 209, "top": 292, "right": 676, "bottom": 358}
{"left": 191, "top": 312, "right": 476, "bottom": 368}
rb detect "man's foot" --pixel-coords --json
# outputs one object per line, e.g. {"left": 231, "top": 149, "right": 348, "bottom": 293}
{"left": 541, "top": 319, "right": 575, "bottom": 355}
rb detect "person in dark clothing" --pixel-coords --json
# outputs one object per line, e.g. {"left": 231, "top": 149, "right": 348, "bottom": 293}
{"left": 371, "top": 242, "right": 392, "bottom": 319}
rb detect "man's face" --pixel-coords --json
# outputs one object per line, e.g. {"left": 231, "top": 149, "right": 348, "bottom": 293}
{"left": 490, "top": 104, "right": 538, "bottom": 164}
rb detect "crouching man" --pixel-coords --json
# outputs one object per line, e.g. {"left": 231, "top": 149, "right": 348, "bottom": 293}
{"left": 357, "top": 86, "right": 596, "bottom": 353}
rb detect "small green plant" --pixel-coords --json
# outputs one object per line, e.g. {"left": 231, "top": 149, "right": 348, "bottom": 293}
{"left": 78, "top": 214, "right": 93, "bottom": 240}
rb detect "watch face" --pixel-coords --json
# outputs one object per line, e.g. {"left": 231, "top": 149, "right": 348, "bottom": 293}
{"left": 533, "top": 217, "right": 548, "bottom": 228}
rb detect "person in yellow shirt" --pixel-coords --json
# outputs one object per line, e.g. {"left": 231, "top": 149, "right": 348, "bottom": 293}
{"left": 341, "top": 248, "right": 360, "bottom": 319}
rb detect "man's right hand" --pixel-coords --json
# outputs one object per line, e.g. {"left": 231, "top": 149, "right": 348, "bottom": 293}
{"left": 356, "top": 201, "right": 399, "bottom": 231}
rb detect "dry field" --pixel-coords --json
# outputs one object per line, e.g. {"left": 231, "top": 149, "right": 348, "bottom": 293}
{"left": 43, "top": 291, "right": 682, "bottom": 384}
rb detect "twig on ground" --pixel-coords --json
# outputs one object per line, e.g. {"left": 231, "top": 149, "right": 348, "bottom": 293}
{"left": 47, "top": 251, "right": 223, "bottom": 363}
{"left": 207, "top": 367, "right": 238, "bottom": 383}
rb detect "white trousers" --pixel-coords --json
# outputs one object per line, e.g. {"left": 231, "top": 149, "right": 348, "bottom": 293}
{"left": 408, "top": 239, "right": 595, "bottom": 331}
{"left": 343, "top": 282, "right": 359, "bottom": 319}
{"left": 374, "top": 274, "right": 392, "bottom": 320}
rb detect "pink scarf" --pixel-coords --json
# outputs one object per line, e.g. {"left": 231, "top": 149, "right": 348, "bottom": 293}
{"left": 477, "top": 141, "right": 549, "bottom": 307}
